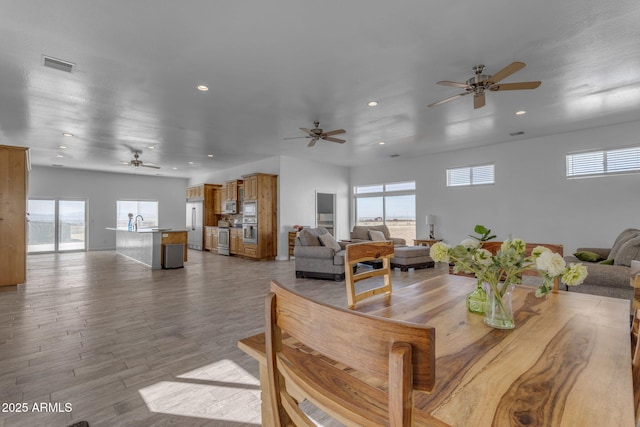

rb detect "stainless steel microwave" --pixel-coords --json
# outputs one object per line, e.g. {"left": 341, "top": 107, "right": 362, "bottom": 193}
{"left": 224, "top": 200, "right": 237, "bottom": 214}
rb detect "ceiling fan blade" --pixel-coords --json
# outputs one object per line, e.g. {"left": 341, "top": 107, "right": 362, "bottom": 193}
{"left": 474, "top": 93, "right": 486, "bottom": 109}
{"left": 437, "top": 80, "right": 471, "bottom": 89}
{"left": 142, "top": 164, "right": 160, "bottom": 169}
{"left": 428, "top": 92, "right": 469, "bottom": 107}
{"left": 283, "top": 136, "right": 310, "bottom": 140}
{"left": 323, "top": 129, "right": 346, "bottom": 137}
{"left": 307, "top": 139, "right": 318, "bottom": 148}
{"left": 299, "top": 127, "right": 313, "bottom": 136}
{"left": 489, "top": 81, "right": 541, "bottom": 91}
{"left": 323, "top": 137, "right": 345, "bottom": 144}
{"left": 487, "top": 62, "right": 525, "bottom": 84}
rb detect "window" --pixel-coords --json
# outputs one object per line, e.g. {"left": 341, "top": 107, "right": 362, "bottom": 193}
{"left": 446, "top": 164, "right": 495, "bottom": 187}
{"left": 354, "top": 181, "right": 416, "bottom": 244}
{"left": 566, "top": 146, "right": 640, "bottom": 178}
{"left": 116, "top": 200, "right": 159, "bottom": 229}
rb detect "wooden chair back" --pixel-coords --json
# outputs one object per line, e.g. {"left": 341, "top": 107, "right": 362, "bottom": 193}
{"left": 632, "top": 308, "right": 640, "bottom": 424}
{"left": 478, "top": 241, "right": 564, "bottom": 291}
{"left": 265, "top": 280, "right": 436, "bottom": 426}
{"left": 344, "top": 241, "right": 395, "bottom": 308}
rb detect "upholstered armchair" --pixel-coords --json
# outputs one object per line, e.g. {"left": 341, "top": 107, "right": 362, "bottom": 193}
{"left": 294, "top": 227, "right": 349, "bottom": 281}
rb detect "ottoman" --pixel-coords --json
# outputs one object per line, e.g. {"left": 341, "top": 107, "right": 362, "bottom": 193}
{"left": 390, "top": 246, "right": 434, "bottom": 271}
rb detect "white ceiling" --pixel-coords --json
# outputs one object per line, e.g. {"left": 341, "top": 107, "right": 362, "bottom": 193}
{"left": 2, "top": 1, "right": 640, "bottom": 178}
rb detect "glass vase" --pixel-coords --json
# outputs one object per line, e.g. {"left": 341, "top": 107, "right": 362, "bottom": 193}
{"left": 466, "top": 280, "right": 486, "bottom": 314}
{"left": 484, "top": 282, "right": 515, "bottom": 329}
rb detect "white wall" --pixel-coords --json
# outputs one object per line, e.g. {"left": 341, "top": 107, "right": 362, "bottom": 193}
{"left": 29, "top": 166, "right": 188, "bottom": 251}
{"left": 190, "top": 156, "right": 280, "bottom": 184}
{"left": 279, "top": 156, "right": 350, "bottom": 260}
{"left": 351, "top": 120, "right": 640, "bottom": 254}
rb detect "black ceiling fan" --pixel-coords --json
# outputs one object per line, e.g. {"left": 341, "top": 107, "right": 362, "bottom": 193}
{"left": 284, "top": 121, "right": 346, "bottom": 147}
{"left": 428, "top": 62, "right": 541, "bottom": 109}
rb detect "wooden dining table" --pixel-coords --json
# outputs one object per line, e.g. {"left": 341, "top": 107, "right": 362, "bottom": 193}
{"left": 238, "top": 274, "right": 635, "bottom": 426}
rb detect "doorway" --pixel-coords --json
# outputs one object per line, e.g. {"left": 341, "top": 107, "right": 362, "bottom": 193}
{"left": 28, "top": 199, "right": 87, "bottom": 253}
{"left": 316, "top": 192, "right": 336, "bottom": 236}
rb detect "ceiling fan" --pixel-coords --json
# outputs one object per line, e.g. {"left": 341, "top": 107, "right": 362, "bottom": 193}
{"left": 284, "top": 121, "right": 346, "bottom": 147}
{"left": 428, "top": 62, "right": 541, "bottom": 109}
{"left": 126, "top": 151, "right": 160, "bottom": 169}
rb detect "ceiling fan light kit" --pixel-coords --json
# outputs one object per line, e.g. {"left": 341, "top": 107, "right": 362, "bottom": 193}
{"left": 428, "top": 62, "right": 541, "bottom": 109}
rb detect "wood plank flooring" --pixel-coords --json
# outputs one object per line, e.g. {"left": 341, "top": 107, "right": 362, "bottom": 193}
{"left": 0, "top": 250, "right": 447, "bottom": 427}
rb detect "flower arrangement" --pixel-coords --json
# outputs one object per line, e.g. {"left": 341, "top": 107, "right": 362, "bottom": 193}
{"left": 430, "top": 225, "right": 588, "bottom": 328}
{"left": 431, "top": 225, "right": 588, "bottom": 297}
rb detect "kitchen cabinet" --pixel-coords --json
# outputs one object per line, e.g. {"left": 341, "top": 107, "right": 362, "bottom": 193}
{"left": 241, "top": 173, "right": 278, "bottom": 260}
{"left": 224, "top": 180, "right": 242, "bottom": 201}
{"left": 204, "top": 226, "right": 219, "bottom": 252}
{"left": 230, "top": 228, "right": 241, "bottom": 254}
{"left": 243, "top": 174, "right": 258, "bottom": 200}
{"left": 212, "top": 187, "right": 222, "bottom": 215}
{"left": 0, "top": 145, "right": 28, "bottom": 286}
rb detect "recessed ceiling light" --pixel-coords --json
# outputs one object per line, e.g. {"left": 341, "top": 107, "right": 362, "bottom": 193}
{"left": 148, "top": 146, "right": 155, "bottom": 150}
{"left": 515, "top": 110, "right": 526, "bottom": 115}
{"left": 188, "top": 161, "right": 194, "bottom": 165}
{"left": 207, "top": 154, "right": 214, "bottom": 158}
{"left": 172, "top": 167, "right": 178, "bottom": 170}
{"left": 378, "top": 141, "right": 385, "bottom": 145}
{"left": 62, "top": 132, "right": 73, "bottom": 137}
{"left": 121, "top": 161, "right": 129, "bottom": 165}
{"left": 59, "top": 145, "right": 67, "bottom": 149}
{"left": 56, "top": 154, "right": 64, "bottom": 158}
{"left": 368, "top": 101, "right": 378, "bottom": 107}
{"left": 197, "top": 85, "right": 209, "bottom": 91}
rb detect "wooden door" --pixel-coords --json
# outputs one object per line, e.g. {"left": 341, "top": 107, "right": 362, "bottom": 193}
{"left": 0, "top": 145, "right": 28, "bottom": 286}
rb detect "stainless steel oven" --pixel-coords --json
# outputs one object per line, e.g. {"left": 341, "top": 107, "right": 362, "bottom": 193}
{"left": 218, "top": 227, "right": 230, "bottom": 255}
{"left": 243, "top": 217, "right": 258, "bottom": 244}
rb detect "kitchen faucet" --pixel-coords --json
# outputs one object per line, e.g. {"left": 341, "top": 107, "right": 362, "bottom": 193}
{"left": 134, "top": 215, "right": 144, "bottom": 231}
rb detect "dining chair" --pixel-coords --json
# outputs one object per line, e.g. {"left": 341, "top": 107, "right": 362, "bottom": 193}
{"left": 264, "top": 280, "right": 438, "bottom": 426}
{"left": 632, "top": 308, "right": 640, "bottom": 424}
{"left": 344, "top": 240, "right": 395, "bottom": 308}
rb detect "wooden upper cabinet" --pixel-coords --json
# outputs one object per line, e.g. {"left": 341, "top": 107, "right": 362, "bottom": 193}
{"left": 186, "top": 184, "right": 222, "bottom": 227}
{"left": 243, "top": 174, "right": 258, "bottom": 200}
{"left": 224, "top": 180, "right": 243, "bottom": 201}
{"left": 0, "top": 145, "right": 28, "bottom": 286}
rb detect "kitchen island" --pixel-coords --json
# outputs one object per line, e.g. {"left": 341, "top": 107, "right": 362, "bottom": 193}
{"left": 106, "top": 228, "right": 188, "bottom": 269}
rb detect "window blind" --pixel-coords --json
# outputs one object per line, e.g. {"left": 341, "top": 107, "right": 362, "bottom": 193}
{"left": 566, "top": 147, "right": 640, "bottom": 178}
{"left": 447, "top": 164, "right": 495, "bottom": 187}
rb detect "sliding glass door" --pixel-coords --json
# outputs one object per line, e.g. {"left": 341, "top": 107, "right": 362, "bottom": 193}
{"left": 28, "top": 199, "right": 86, "bottom": 253}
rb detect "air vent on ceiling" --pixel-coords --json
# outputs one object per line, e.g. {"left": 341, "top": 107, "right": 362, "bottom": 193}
{"left": 51, "top": 164, "right": 64, "bottom": 167}
{"left": 509, "top": 131, "right": 525, "bottom": 136}
{"left": 42, "top": 55, "right": 75, "bottom": 73}
{"left": 389, "top": 154, "right": 400, "bottom": 158}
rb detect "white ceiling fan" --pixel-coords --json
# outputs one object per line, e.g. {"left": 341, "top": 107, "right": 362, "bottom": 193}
{"left": 284, "top": 121, "right": 346, "bottom": 147}
{"left": 428, "top": 62, "right": 541, "bottom": 109}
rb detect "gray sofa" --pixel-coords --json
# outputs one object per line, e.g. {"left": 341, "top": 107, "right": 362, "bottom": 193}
{"left": 563, "top": 228, "right": 640, "bottom": 300}
{"left": 294, "top": 227, "right": 349, "bottom": 281}
{"left": 350, "top": 225, "right": 406, "bottom": 246}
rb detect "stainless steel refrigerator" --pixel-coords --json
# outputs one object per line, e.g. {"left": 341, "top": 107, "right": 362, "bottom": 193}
{"left": 186, "top": 199, "right": 204, "bottom": 250}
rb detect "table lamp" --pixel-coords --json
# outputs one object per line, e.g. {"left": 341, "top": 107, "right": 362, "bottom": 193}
{"left": 426, "top": 214, "right": 436, "bottom": 239}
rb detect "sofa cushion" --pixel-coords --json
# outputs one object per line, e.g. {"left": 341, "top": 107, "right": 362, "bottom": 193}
{"left": 369, "top": 230, "right": 387, "bottom": 241}
{"left": 319, "top": 233, "right": 341, "bottom": 251}
{"left": 599, "top": 258, "right": 614, "bottom": 265}
{"left": 613, "top": 236, "right": 640, "bottom": 267}
{"left": 333, "top": 250, "right": 346, "bottom": 266}
{"left": 574, "top": 250, "right": 604, "bottom": 263}
{"left": 608, "top": 228, "right": 640, "bottom": 261}
{"left": 298, "top": 229, "right": 322, "bottom": 246}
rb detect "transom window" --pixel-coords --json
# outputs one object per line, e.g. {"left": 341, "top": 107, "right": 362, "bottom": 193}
{"left": 566, "top": 146, "right": 640, "bottom": 178}
{"left": 446, "top": 164, "right": 495, "bottom": 187}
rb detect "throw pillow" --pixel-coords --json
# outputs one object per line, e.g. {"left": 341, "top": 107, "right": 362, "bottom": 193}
{"left": 608, "top": 228, "right": 640, "bottom": 261}
{"left": 614, "top": 236, "right": 640, "bottom": 267}
{"left": 369, "top": 230, "right": 387, "bottom": 241}
{"left": 318, "top": 233, "right": 341, "bottom": 251}
{"left": 599, "top": 258, "right": 614, "bottom": 265}
{"left": 573, "top": 250, "right": 604, "bottom": 263}
{"left": 298, "top": 229, "right": 321, "bottom": 246}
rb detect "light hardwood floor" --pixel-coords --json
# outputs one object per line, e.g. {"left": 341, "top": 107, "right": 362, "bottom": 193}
{"left": 0, "top": 250, "right": 447, "bottom": 427}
